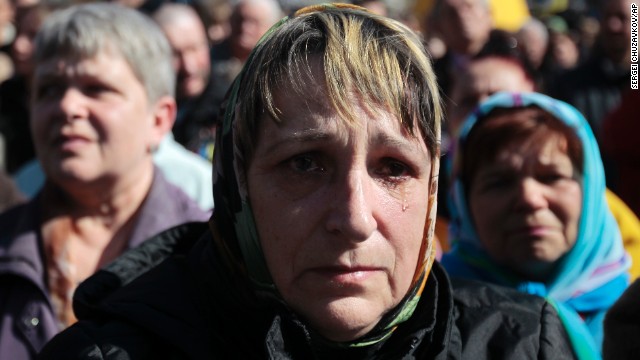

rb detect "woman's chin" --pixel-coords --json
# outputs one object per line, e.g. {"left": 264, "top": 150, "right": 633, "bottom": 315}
{"left": 49, "top": 168, "right": 98, "bottom": 187}
{"left": 297, "top": 296, "right": 385, "bottom": 342}
{"left": 45, "top": 166, "right": 111, "bottom": 194}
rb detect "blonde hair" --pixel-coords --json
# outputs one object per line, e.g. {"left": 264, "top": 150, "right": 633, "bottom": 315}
{"left": 234, "top": 5, "right": 442, "bottom": 161}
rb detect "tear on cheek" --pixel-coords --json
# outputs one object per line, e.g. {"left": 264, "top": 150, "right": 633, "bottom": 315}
{"left": 388, "top": 184, "right": 411, "bottom": 212}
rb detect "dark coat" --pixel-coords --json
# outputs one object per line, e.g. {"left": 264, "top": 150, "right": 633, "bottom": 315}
{"left": 172, "top": 74, "right": 225, "bottom": 159}
{"left": 0, "top": 75, "right": 33, "bottom": 174}
{"left": 0, "top": 170, "right": 210, "bottom": 360}
{"left": 38, "top": 222, "right": 577, "bottom": 359}
{"left": 604, "top": 278, "right": 640, "bottom": 359}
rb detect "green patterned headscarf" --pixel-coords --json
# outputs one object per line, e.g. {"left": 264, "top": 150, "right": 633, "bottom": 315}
{"left": 209, "top": 3, "right": 442, "bottom": 347}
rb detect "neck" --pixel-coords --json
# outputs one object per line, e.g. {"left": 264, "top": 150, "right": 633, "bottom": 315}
{"left": 43, "top": 163, "right": 155, "bottom": 229}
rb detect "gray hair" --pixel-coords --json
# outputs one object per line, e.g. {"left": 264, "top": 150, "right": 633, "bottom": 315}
{"left": 34, "top": 3, "right": 175, "bottom": 103}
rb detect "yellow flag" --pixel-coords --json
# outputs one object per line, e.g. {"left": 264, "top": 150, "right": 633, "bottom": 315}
{"left": 490, "top": 0, "right": 531, "bottom": 32}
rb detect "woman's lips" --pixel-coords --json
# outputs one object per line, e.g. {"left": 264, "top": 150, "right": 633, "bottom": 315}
{"left": 53, "top": 134, "right": 91, "bottom": 152}
{"left": 507, "top": 225, "right": 551, "bottom": 238}
{"left": 308, "top": 266, "right": 383, "bottom": 284}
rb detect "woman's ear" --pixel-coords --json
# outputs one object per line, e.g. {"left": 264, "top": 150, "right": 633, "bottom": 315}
{"left": 149, "top": 95, "right": 177, "bottom": 146}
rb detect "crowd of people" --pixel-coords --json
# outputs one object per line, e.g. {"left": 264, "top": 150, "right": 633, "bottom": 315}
{"left": 0, "top": 0, "right": 639, "bottom": 359}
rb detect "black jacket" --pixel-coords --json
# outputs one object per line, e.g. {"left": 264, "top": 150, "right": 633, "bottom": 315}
{"left": 38, "top": 222, "right": 576, "bottom": 359}
{"left": 172, "top": 75, "right": 225, "bottom": 157}
{"left": 0, "top": 75, "right": 34, "bottom": 174}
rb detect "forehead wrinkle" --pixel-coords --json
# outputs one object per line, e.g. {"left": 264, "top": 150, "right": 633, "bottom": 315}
{"left": 370, "top": 130, "right": 422, "bottom": 153}
{"left": 261, "top": 127, "right": 334, "bottom": 155}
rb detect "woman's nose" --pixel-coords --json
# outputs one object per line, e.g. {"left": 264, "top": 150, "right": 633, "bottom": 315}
{"left": 58, "top": 88, "right": 89, "bottom": 121}
{"left": 514, "top": 177, "right": 548, "bottom": 211}
{"left": 325, "top": 169, "right": 378, "bottom": 242}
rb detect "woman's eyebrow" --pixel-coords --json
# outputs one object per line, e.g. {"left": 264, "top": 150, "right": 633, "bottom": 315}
{"left": 262, "top": 127, "right": 426, "bottom": 155}
{"left": 263, "top": 128, "right": 333, "bottom": 154}
{"left": 371, "top": 132, "right": 424, "bottom": 152}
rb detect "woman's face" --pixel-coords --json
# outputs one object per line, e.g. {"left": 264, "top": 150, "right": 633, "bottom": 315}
{"left": 246, "top": 69, "right": 433, "bottom": 342}
{"left": 468, "top": 137, "right": 582, "bottom": 281}
{"left": 31, "top": 51, "right": 165, "bottom": 190}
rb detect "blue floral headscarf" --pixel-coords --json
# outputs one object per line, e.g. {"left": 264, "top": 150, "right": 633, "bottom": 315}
{"left": 442, "top": 92, "right": 630, "bottom": 359}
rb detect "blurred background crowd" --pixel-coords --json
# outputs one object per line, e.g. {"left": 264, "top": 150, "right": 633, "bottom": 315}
{"left": 1, "top": 0, "right": 639, "bottom": 358}
{"left": 1, "top": 0, "right": 638, "bottom": 218}
{"left": 2, "top": 0, "right": 640, "bottom": 289}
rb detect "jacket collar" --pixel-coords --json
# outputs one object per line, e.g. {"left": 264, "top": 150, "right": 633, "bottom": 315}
{"left": 263, "top": 262, "right": 455, "bottom": 359}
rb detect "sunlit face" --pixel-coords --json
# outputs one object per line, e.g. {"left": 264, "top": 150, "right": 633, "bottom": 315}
{"left": 438, "top": 0, "right": 492, "bottom": 56}
{"left": 468, "top": 138, "right": 582, "bottom": 281}
{"left": 230, "top": 2, "right": 278, "bottom": 60}
{"left": 11, "top": 7, "right": 43, "bottom": 77}
{"left": 246, "top": 64, "right": 432, "bottom": 342}
{"left": 31, "top": 51, "right": 164, "bottom": 190}
{"left": 449, "top": 58, "right": 535, "bottom": 134}
{"left": 161, "top": 15, "right": 211, "bottom": 100}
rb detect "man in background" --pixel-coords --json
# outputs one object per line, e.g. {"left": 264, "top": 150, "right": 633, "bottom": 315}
{"left": 153, "top": 3, "right": 223, "bottom": 159}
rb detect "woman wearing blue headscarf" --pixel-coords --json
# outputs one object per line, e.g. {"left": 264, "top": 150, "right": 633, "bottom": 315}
{"left": 442, "top": 91, "right": 630, "bottom": 359}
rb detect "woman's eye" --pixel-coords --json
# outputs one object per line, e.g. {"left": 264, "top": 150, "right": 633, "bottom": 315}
{"left": 289, "top": 155, "right": 324, "bottom": 173}
{"left": 35, "top": 83, "right": 64, "bottom": 100}
{"left": 378, "top": 159, "right": 410, "bottom": 178}
{"left": 538, "top": 173, "right": 574, "bottom": 185}
{"left": 539, "top": 174, "right": 562, "bottom": 184}
{"left": 84, "top": 83, "right": 111, "bottom": 96}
